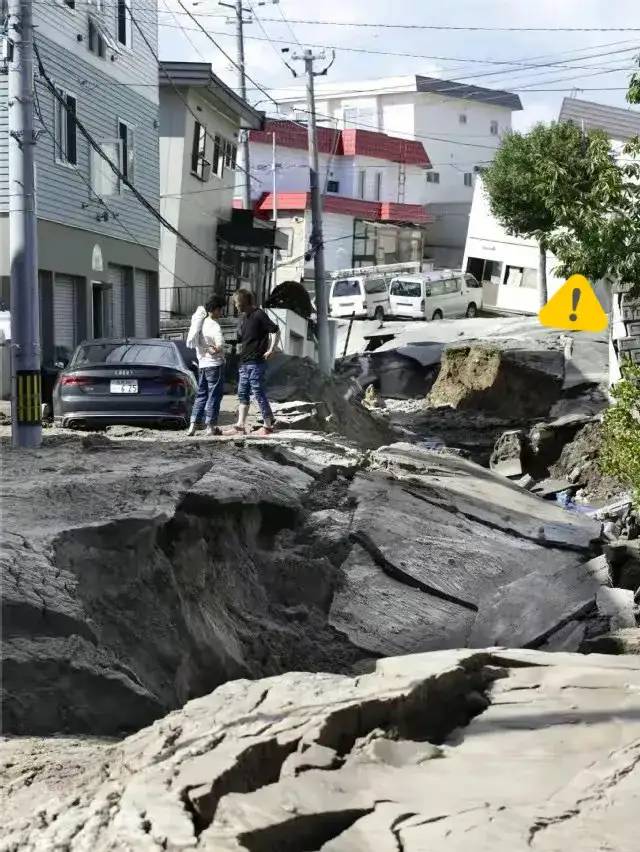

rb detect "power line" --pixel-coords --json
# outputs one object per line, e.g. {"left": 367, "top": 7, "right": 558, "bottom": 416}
{"left": 230, "top": 16, "right": 640, "bottom": 33}
{"left": 151, "top": 18, "right": 640, "bottom": 76}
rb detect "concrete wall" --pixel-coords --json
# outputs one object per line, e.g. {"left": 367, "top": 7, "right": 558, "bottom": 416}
{"left": 266, "top": 308, "right": 316, "bottom": 360}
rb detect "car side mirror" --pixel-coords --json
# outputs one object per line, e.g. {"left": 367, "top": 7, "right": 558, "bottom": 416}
{"left": 425, "top": 289, "right": 431, "bottom": 297}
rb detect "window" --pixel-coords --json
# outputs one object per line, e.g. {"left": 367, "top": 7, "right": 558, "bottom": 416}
{"left": 467, "top": 258, "right": 503, "bottom": 285}
{"left": 332, "top": 280, "right": 362, "bottom": 298}
{"left": 117, "top": 0, "right": 132, "bottom": 48}
{"left": 426, "top": 171, "right": 440, "bottom": 184}
{"left": 358, "top": 169, "right": 366, "bottom": 199}
{"left": 327, "top": 179, "right": 340, "bottom": 193}
{"left": 63, "top": 0, "right": 75, "bottom": 8}
{"left": 390, "top": 279, "right": 421, "bottom": 298}
{"left": 191, "top": 121, "right": 208, "bottom": 180}
{"left": 212, "top": 134, "right": 223, "bottom": 178}
{"left": 505, "top": 265, "right": 538, "bottom": 289}
{"left": 118, "top": 120, "right": 134, "bottom": 184}
{"left": 90, "top": 141, "right": 119, "bottom": 197}
{"left": 490, "top": 120, "right": 499, "bottom": 136}
{"left": 224, "top": 140, "right": 237, "bottom": 170}
{"left": 443, "top": 278, "right": 461, "bottom": 294}
{"left": 54, "top": 89, "right": 77, "bottom": 166}
{"left": 365, "top": 278, "right": 387, "bottom": 295}
{"left": 88, "top": 18, "right": 106, "bottom": 58}
{"left": 463, "top": 172, "right": 473, "bottom": 187}
{"left": 374, "top": 171, "right": 383, "bottom": 202}
{"left": 459, "top": 113, "right": 467, "bottom": 125}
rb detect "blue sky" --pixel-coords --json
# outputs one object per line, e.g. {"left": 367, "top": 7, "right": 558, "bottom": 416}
{"left": 158, "top": 0, "right": 640, "bottom": 129}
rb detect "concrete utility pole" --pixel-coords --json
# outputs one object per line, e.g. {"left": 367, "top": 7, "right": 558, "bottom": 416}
{"left": 7, "top": 0, "right": 42, "bottom": 448}
{"left": 271, "top": 129, "right": 278, "bottom": 292}
{"left": 290, "top": 49, "right": 334, "bottom": 375}
{"left": 220, "top": 0, "right": 252, "bottom": 209}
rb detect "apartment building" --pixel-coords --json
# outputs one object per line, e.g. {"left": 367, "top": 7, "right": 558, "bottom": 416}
{"left": 0, "top": 0, "right": 160, "bottom": 366}
{"left": 273, "top": 75, "right": 522, "bottom": 265}
{"left": 248, "top": 120, "right": 431, "bottom": 284}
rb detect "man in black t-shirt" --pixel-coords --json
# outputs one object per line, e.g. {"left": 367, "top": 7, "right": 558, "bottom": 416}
{"left": 227, "top": 288, "right": 280, "bottom": 435}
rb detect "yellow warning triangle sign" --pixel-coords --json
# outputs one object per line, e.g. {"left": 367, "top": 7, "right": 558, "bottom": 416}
{"left": 538, "top": 274, "right": 608, "bottom": 333}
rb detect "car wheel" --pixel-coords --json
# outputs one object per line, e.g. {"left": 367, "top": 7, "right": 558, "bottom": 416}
{"left": 374, "top": 306, "right": 385, "bottom": 322}
{"left": 432, "top": 309, "right": 443, "bottom": 321}
{"left": 466, "top": 302, "right": 478, "bottom": 318}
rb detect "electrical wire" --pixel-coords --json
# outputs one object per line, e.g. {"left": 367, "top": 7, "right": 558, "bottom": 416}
{"left": 217, "top": 16, "right": 640, "bottom": 33}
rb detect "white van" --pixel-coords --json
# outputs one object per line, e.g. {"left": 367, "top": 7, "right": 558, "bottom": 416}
{"left": 388, "top": 271, "right": 482, "bottom": 321}
{"left": 328, "top": 275, "right": 390, "bottom": 321}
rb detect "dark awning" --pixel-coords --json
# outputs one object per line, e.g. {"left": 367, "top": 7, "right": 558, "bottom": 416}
{"left": 218, "top": 210, "right": 289, "bottom": 251}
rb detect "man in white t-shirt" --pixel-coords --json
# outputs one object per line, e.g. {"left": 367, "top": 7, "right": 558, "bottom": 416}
{"left": 186, "top": 297, "right": 226, "bottom": 436}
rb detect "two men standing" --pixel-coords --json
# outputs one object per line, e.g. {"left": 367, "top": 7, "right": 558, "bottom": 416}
{"left": 186, "top": 288, "right": 280, "bottom": 437}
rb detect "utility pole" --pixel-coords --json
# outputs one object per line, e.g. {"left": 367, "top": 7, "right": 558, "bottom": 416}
{"left": 220, "top": 1, "right": 252, "bottom": 209}
{"left": 271, "top": 130, "right": 278, "bottom": 293}
{"left": 288, "top": 48, "right": 335, "bottom": 375}
{"left": 7, "top": 0, "right": 42, "bottom": 448}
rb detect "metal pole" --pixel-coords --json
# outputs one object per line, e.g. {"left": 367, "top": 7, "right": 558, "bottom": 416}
{"left": 303, "top": 50, "right": 331, "bottom": 375}
{"left": 271, "top": 130, "right": 278, "bottom": 292}
{"left": 235, "top": 0, "right": 251, "bottom": 210}
{"left": 8, "top": 0, "right": 42, "bottom": 448}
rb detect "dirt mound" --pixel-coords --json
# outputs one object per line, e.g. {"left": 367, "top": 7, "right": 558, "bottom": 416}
{"left": 265, "top": 353, "right": 394, "bottom": 448}
{"left": 427, "top": 345, "right": 564, "bottom": 420}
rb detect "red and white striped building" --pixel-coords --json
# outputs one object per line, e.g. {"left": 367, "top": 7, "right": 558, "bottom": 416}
{"left": 246, "top": 121, "right": 433, "bottom": 285}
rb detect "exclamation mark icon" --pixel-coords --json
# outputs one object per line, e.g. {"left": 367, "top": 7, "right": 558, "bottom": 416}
{"left": 569, "top": 288, "right": 580, "bottom": 322}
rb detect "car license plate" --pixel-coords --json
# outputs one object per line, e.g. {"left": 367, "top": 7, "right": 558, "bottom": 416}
{"left": 110, "top": 379, "right": 138, "bottom": 394}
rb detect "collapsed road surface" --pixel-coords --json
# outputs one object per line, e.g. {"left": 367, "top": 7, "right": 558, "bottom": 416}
{"left": 2, "top": 648, "right": 639, "bottom": 851}
{"left": 3, "top": 426, "right": 631, "bottom": 737}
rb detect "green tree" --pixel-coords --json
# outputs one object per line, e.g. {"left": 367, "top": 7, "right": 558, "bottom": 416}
{"left": 482, "top": 122, "right": 619, "bottom": 308}
{"left": 600, "top": 362, "right": 640, "bottom": 503}
{"left": 549, "top": 57, "right": 640, "bottom": 294}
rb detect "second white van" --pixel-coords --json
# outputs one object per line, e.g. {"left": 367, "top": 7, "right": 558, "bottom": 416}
{"left": 388, "top": 271, "right": 482, "bottom": 321}
{"left": 328, "top": 275, "right": 390, "bottom": 320}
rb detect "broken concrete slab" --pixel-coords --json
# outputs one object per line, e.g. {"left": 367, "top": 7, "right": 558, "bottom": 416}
{"left": 3, "top": 649, "right": 638, "bottom": 851}
{"left": 596, "top": 586, "right": 637, "bottom": 630}
{"left": 371, "top": 443, "right": 601, "bottom": 551}
{"left": 470, "top": 555, "right": 612, "bottom": 649}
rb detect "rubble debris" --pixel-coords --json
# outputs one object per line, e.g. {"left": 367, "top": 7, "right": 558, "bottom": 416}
{"left": 264, "top": 354, "right": 394, "bottom": 448}
{"left": 489, "top": 429, "right": 526, "bottom": 477}
{"left": 595, "top": 586, "right": 637, "bottom": 630}
{"left": 362, "top": 384, "right": 386, "bottom": 410}
{"left": 2, "top": 650, "right": 639, "bottom": 851}
{"left": 270, "top": 400, "right": 331, "bottom": 431}
{"left": 549, "top": 422, "right": 627, "bottom": 505}
{"left": 427, "top": 345, "right": 564, "bottom": 420}
{"left": 582, "top": 627, "right": 640, "bottom": 654}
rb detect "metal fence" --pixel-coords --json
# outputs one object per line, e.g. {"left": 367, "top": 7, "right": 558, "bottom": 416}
{"left": 159, "top": 286, "right": 220, "bottom": 320}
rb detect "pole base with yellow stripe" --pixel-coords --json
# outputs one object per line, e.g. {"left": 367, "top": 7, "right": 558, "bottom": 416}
{"left": 16, "top": 370, "right": 42, "bottom": 425}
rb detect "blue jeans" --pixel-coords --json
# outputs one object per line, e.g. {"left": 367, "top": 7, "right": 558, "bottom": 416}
{"left": 191, "top": 366, "right": 224, "bottom": 426}
{"left": 238, "top": 361, "right": 273, "bottom": 424}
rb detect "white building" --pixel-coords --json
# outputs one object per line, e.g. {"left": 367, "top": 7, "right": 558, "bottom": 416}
{"left": 159, "top": 62, "right": 285, "bottom": 321}
{"left": 248, "top": 120, "right": 431, "bottom": 284}
{"left": 463, "top": 97, "right": 640, "bottom": 317}
{"left": 273, "top": 75, "right": 522, "bottom": 265}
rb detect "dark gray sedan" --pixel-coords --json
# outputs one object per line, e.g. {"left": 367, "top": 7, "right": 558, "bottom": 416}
{"left": 52, "top": 338, "right": 198, "bottom": 429}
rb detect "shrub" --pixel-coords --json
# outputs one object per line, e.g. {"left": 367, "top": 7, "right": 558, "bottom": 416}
{"left": 600, "top": 361, "right": 640, "bottom": 502}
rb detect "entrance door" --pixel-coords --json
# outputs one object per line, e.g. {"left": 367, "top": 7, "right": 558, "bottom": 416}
{"left": 53, "top": 275, "right": 78, "bottom": 362}
{"left": 92, "top": 282, "right": 114, "bottom": 338}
